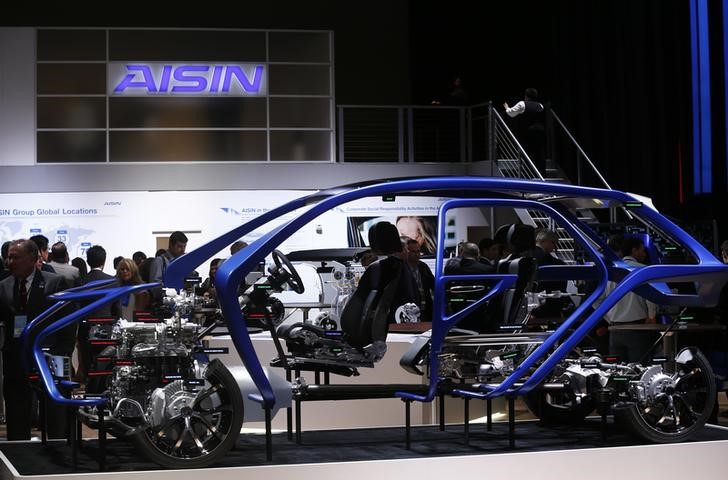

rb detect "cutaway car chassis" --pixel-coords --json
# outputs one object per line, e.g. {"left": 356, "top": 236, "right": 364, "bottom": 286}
{"left": 22, "top": 177, "right": 728, "bottom": 469}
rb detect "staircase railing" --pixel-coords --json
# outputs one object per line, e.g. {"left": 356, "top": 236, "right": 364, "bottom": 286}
{"left": 336, "top": 103, "right": 613, "bottom": 187}
{"left": 336, "top": 104, "right": 467, "bottom": 163}
{"left": 547, "top": 109, "right": 611, "bottom": 190}
{"left": 468, "top": 101, "right": 542, "bottom": 179}
{"left": 335, "top": 102, "right": 619, "bottom": 263}
{"left": 492, "top": 107, "right": 544, "bottom": 181}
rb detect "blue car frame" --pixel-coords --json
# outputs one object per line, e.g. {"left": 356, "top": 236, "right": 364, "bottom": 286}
{"left": 23, "top": 176, "right": 728, "bottom": 468}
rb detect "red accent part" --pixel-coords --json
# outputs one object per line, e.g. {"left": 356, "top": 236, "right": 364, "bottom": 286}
{"left": 88, "top": 371, "right": 114, "bottom": 376}
{"left": 86, "top": 317, "right": 115, "bottom": 324}
{"left": 90, "top": 340, "right": 117, "bottom": 345}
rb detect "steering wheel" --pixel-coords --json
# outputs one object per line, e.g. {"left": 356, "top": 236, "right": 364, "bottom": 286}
{"left": 271, "top": 249, "right": 305, "bottom": 294}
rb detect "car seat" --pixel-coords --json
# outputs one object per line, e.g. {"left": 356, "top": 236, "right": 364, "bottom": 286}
{"left": 277, "top": 222, "right": 407, "bottom": 368}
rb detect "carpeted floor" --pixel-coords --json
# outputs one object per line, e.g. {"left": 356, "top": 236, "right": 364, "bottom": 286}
{"left": 1, "top": 419, "right": 728, "bottom": 475}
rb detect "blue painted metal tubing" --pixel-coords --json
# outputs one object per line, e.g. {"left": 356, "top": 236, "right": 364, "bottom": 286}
{"left": 23, "top": 282, "right": 159, "bottom": 406}
{"left": 397, "top": 197, "right": 608, "bottom": 402}
{"left": 518, "top": 263, "right": 728, "bottom": 394}
{"left": 30, "top": 176, "right": 728, "bottom": 410}
{"left": 209, "top": 178, "right": 637, "bottom": 408}
{"left": 208, "top": 178, "right": 727, "bottom": 407}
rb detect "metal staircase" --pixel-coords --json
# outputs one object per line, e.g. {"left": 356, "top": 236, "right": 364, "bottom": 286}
{"left": 489, "top": 106, "right": 611, "bottom": 264}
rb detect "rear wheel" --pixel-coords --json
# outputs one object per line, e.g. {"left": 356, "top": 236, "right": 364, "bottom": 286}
{"left": 620, "top": 348, "right": 716, "bottom": 443}
{"left": 131, "top": 359, "right": 244, "bottom": 468}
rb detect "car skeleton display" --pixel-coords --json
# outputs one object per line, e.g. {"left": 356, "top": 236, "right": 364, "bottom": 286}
{"left": 22, "top": 177, "right": 728, "bottom": 469}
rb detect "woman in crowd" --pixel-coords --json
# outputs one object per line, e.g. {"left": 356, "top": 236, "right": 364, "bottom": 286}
{"left": 116, "top": 257, "right": 150, "bottom": 319}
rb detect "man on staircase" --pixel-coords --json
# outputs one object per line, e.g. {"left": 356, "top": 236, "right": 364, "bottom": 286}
{"left": 504, "top": 87, "right": 546, "bottom": 173}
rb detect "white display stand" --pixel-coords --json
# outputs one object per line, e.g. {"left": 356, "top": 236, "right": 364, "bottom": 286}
{"left": 205, "top": 331, "right": 438, "bottom": 431}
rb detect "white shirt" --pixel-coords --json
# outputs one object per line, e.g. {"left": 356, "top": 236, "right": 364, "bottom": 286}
{"left": 505, "top": 100, "right": 526, "bottom": 117}
{"left": 602, "top": 256, "right": 658, "bottom": 324}
{"left": 504, "top": 100, "right": 544, "bottom": 118}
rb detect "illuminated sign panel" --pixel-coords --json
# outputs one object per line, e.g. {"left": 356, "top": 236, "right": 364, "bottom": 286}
{"left": 108, "top": 62, "right": 267, "bottom": 96}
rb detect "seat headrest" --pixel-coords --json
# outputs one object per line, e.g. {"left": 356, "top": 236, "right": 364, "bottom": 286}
{"left": 375, "top": 222, "right": 402, "bottom": 255}
{"left": 506, "top": 224, "right": 535, "bottom": 255}
{"left": 494, "top": 224, "right": 511, "bottom": 246}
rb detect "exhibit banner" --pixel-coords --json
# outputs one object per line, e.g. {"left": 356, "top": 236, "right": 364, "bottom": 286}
{"left": 0, "top": 190, "right": 448, "bottom": 275}
{"left": 0, "top": 191, "right": 147, "bottom": 262}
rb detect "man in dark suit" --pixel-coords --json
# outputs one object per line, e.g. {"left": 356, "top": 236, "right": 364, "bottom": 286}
{"left": 530, "top": 229, "right": 573, "bottom": 321}
{"left": 0, "top": 239, "right": 74, "bottom": 440}
{"left": 403, "top": 238, "right": 435, "bottom": 322}
{"left": 75, "top": 245, "right": 119, "bottom": 382}
{"left": 0, "top": 240, "right": 10, "bottom": 281}
{"left": 29, "top": 234, "right": 56, "bottom": 274}
{"left": 444, "top": 242, "right": 495, "bottom": 332}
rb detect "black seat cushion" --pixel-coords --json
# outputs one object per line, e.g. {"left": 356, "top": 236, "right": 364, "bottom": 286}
{"left": 340, "top": 256, "right": 407, "bottom": 348}
{"left": 495, "top": 255, "right": 538, "bottom": 324}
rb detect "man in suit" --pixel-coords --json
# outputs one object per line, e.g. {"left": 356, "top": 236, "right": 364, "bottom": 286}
{"left": 75, "top": 245, "right": 119, "bottom": 382}
{"left": 478, "top": 237, "right": 502, "bottom": 269}
{"left": 47, "top": 242, "right": 80, "bottom": 285}
{"left": 444, "top": 242, "right": 496, "bottom": 332}
{"left": 503, "top": 87, "right": 547, "bottom": 172}
{"left": 29, "top": 234, "right": 56, "bottom": 274}
{"left": 530, "top": 229, "right": 573, "bottom": 321}
{"left": 402, "top": 238, "right": 435, "bottom": 322}
{"left": 0, "top": 241, "right": 10, "bottom": 281}
{"left": 0, "top": 239, "right": 74, "bottom": 440}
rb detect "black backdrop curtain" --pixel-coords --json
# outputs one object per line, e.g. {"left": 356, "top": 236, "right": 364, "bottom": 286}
{"left": 546, "top": 1, "right": 692, "bottom": 217}
{"left": 411, "top": 0, "right": 697, "bottom": 220}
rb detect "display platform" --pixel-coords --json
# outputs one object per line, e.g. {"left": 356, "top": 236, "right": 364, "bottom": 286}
{"left": 1, "top": 419, "right": 728, "bottom": 480}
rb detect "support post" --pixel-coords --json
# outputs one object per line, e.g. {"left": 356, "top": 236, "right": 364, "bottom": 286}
{"left": 97, "top": 407, "right": 106, "bottom": 471}
{"left": 285, "top": 369, "right": 293, "bottom": 441}
{"left": 439, "top": 394, "right": 445, "bottom": 431}
{"left": 295, "top": 397, "right": 302, "bottom": 444}
{"left": 508, "top": 396, "right": 515, "bottom": 449}
{"left": 40, "top": 395, "right": 48, "bottom": 445}
{"left": 486, "top": 398, "right": 492, "bottom": 431}
{"left": 404, "top": 400, "right": 411, "bottom": 450}
{"left": 463, "top": 398, "right": 470, "bottom": 446}
{"left": 70, "top": 409, "right": 78, "bottom": 470}
{"left": 265, "top": 406, "right": 273, "bottom": 462}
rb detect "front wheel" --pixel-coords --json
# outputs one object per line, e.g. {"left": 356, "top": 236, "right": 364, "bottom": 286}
{"left": 131, "top": 359, "right": 244, "bottom": 468}
{"left": 620, "top": 348, "right": 716, "bottom": 443}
